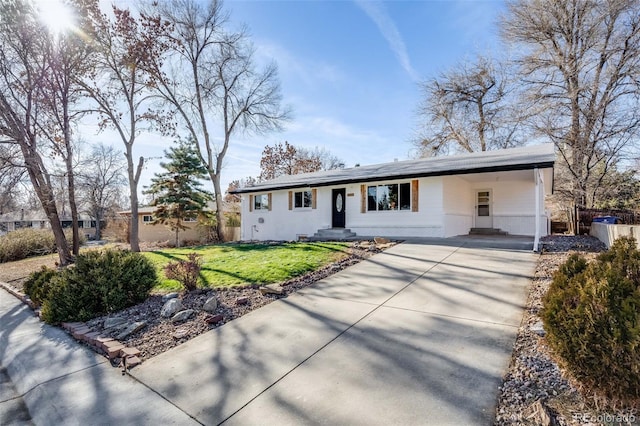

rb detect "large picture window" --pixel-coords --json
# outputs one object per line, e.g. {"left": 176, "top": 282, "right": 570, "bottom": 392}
{"left": 253, "top": 194, "right": 270, "bottom": 211}
{"left": 294, "top": 190, "right": 312, "bottom": 208}
{"left": 367, "top": 183, "right": 411, "bottom": 211}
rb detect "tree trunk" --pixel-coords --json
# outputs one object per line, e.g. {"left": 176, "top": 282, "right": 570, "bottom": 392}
{"left": 126, "top": 148, "right": 143, "bottom": 252}
{"left": 64, "top": 143, "right": 80, "bottom": 254}
{"left": 213, "top": 171, "right": 225, "bottom": 242}
{"left": 95, "top": 217, "right": 101, "bottom": 240}
{"left": 21, "top": 143, "right": 73, "bottom": 265}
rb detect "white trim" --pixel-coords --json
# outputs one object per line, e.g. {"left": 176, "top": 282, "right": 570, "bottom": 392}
{"left": 534, "top": 168, "right": 541, "bottom": 251}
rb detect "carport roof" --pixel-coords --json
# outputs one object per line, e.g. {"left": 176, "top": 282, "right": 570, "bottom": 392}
{"left": 230, "top": 143, "right": 555, "bottom": 194}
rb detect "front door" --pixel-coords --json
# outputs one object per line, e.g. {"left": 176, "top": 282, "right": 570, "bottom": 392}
{"left": 332, "top": 188, "right": 346, "bottom": 228}
{"left": 476, "top": 190, "right": 492, "bottom": 228}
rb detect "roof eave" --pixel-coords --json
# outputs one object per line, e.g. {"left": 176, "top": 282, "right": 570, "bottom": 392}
{"left": 230, "top": 161, "right": 555, "bottom": 194}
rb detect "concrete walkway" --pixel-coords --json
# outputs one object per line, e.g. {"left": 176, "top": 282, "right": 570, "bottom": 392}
{"left": 1, "top": 238, "right": 538, "bottom": 425}
{"left": 0, "top": 288, "right": 199, "bottom": 425}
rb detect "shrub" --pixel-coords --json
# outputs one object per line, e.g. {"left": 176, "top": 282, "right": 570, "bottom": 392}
{"left": 23, "top": 266, "right": 59, "bottom": 306}
{"left": 542, "top": 236, "right": 640, "bottom": 402}
{"left": 41, "top": 249, "right": 157, "bottom": 324}
{"left": 0, "top": 228, "right": 86, "bottom": 263}
{"left": 164, "top": 252, "right": 202, "bottom": 291}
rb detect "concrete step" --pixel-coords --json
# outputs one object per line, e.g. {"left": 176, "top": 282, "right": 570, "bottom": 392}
{"left": 309, "top": 228, "right": 357, "bottom": 240}
{"left": 469, "top": 228, "right": 508, "bottom": 236}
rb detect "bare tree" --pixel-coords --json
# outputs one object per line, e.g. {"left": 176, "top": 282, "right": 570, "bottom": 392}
{"left": 0, "top": 145, "right": 26, "bottom": 214}
{"left": 414, "top": 56, "right": 524, "bottom": 156}
{"left": 78, "top": 4, "right": 172, "bottom": 251}
{"left": 259, "top": 141, "right": 344, "bottom": 180}
{"left": 0, "top": 0, "right": 73, "bottom": 264}
{"left": 144, "top": 0, "right": 291, "bottom": 241}
{"left": 297, "top": 146, "right": 345, "bottom": 171}
{"left": 76, "top": 143, "right": 127, "bottom": 240}
{"left": 502, "top": 0, "right": 640, "bottom": 213}
{"left": 38, "top": 7, "right": 95, "bottom": 255}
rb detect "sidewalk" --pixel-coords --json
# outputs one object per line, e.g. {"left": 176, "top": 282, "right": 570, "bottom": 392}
{"left": 0, "top": 288, "right": 197, "bottom": 426}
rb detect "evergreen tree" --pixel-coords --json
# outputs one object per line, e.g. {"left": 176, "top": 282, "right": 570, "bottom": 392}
{"left": 146, "top": 139, "right": 212, "bottom": 247}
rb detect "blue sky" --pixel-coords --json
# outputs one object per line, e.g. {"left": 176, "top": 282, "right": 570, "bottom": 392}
{"left": 223, "top": 1, "right": 506, "bottom": 184}
{"left": 87, "top": 0, "right": 507, "bottom": 196}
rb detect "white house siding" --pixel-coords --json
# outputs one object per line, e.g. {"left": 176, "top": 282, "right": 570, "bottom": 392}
{"left": 241, "top": 190, "right": 325, "bottom": 240}
{"left": 442, "top": 176, "right": 474, "bottom": 237}
{"left": 240, "top": 170, "right": 551, "bottom": 241}
{"left": 468, "top": 178, "right": 547, "bottom": 236}
{"left": 241, "top": 178, "right": 447, "bottom": 240}
{"left": 346, "top": 177, "right": 445, "bottom": 238}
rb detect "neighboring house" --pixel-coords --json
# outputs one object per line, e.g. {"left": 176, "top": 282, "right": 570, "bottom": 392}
{"left": 230, "top": 144, "right": 555, "bottom": 250}
{"left": 119, "top": 203, "right": 241, "bottom": 244}
{"left": 0, "top": 209, "right": 99, "bottom": 238}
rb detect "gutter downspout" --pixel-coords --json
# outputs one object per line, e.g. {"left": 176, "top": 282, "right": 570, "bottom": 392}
{"left": 534, "top": 168, "right": 541, "bottom": 252}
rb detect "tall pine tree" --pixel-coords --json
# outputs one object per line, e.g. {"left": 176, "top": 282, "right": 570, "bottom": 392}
{"left": 146, "top": 139, "right": 212, "bottom": 247}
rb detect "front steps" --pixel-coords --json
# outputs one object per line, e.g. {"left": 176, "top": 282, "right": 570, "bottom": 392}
{"left": 469, "top": 228, "right": 508, "bottom": 236}
{"left": 309, "top": 228, "right": 357, "bottom": 241}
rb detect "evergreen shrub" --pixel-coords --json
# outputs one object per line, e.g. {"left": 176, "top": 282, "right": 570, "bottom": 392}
{"left": 23, "top": 266, "right": 59, "bottom": 306}
{"left": 542, "top": 236, "right": 640, "bottom": 402}
{"left": 41, "top": 249, "right": 157, "bottom": 324}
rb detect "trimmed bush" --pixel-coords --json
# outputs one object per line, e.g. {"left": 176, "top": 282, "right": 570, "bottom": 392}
{"left": 41, "top": 249, "right": 157, "bottom": 324}
{"left": 164, "top": 252, "right": 202, "bottom": 291}
{"left": 23, "top": 266, "right": 59, "bottom": 306}
{"left": 0, "top": 228, "right": 86, "bottom": 263}
{"left": 542, "top": 236, "right": 640, "bottom": 402}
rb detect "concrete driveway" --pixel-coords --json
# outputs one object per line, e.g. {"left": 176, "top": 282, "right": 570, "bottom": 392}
{"left": 132, "top": 238, "right": 538, "bottom": 425}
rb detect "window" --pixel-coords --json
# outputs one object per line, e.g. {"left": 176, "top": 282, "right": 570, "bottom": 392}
{"left": 253, "top": 194, "right": 270, "bottom": 211}
{"left": 294, "top": 190, "right": 312, "bottom": 208}
{"left": 142, "top": 215, "right": 153, "bottom": 223}
{"left": 367, "top": 183, "right": 412, "bottom": 211}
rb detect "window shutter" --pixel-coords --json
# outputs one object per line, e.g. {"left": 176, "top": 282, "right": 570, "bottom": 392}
{"left": 411, "top": 180, "right": 419, "bottom": 212}
{"left": 288, "top": 191, "right": 293, "bottom": 210}
{"left": 249, "top": 195, "right": 254, "bottom": 212}
{"left": 360, "top": 185, "right": 366, "bottom": 213}
{"left": 268, "top": 193, "right": 272, "bottom": 211}
{"left": 312, "top": 189, "right": 317, "bottom": 209}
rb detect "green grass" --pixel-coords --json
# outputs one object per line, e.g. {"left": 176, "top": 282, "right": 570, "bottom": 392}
{"left": 144, "top": 242, "right": 350, "bottom": 292}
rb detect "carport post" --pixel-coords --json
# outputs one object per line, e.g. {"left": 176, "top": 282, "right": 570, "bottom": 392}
{"left": 533, "top": 168, "right": 541, "bottom": 252}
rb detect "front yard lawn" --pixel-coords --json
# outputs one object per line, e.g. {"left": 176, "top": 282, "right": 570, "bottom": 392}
{"left": 145, "top": 242, "right": 350, "bottom": 291}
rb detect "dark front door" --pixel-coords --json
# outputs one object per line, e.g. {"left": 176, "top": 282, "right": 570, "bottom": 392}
{"left": 332, "top": 188, "right": 346, "bottom": 228}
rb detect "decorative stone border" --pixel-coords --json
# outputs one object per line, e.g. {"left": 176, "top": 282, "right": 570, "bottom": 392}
{"left": 60, "top": 322, "right": 142, "bottom": 369}
{"left": 0, "top": 280, "right": 142, "bottom": 370}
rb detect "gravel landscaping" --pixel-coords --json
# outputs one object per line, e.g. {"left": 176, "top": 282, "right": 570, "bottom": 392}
{"left": 495, "top": 235, "right": 638, "bottom": 425}
{"left": 82, "top": 241, "right": 386, "bottom": 361}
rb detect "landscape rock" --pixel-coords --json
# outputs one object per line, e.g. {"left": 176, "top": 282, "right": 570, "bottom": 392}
{"left": 530, "top": 321, "right": 546, "bottom": 337}
{"left": 236, "top": 296, "right": 249, "bottom": 305}
{"left": 116, "top": 321, "right": 147, "bottom": 340}
{"left": 162, "top": 292, "right": 179, "bottom": 302}
{"left": 161, "top": 298, "right": 182, "bottom": 318}
{"left": 173, "top": 328, "right": 189, "bottom": 339}
{"left": 259, "top": 284, "right": 284, "bottom": 295}
{"left": 205, "top": 314, "right": 223, "bottom": 324}
{"left": 202, "top": 296, "right": 218, "bottom": 313}
{"left": 374, "top": 236, "right": 390, "bottom": 244}
{"left": 103, "top": 316, "right": 127, "bottom": 329}
{"left": 523, "top": 400, "right": 553, "bottom": 426}
{"left": 171, "top": 309, "right": 195, "bottom": 323}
